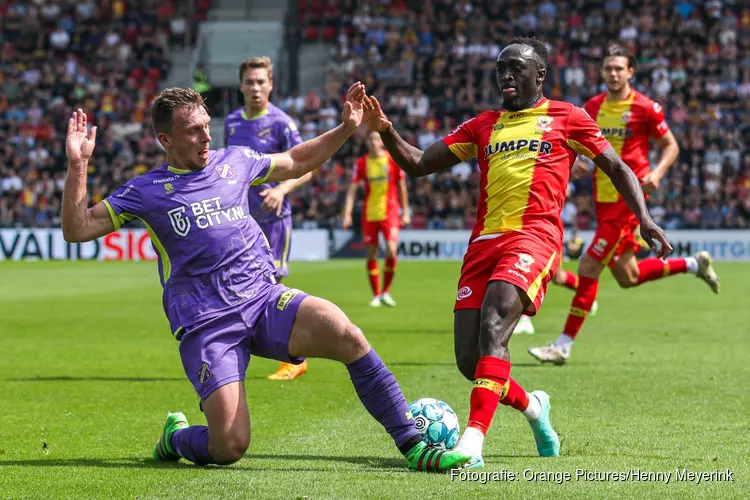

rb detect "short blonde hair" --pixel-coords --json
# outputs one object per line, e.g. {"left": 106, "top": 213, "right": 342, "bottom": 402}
{"left": 239, "top": 56, "right": 273, "bottom": 82}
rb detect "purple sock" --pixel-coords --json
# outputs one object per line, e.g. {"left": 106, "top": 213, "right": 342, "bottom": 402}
{"left": 346, "top": 349, "right": 422, "bottom": 455}
{"left": 171, "top": 426, "right": 215, "bottom": 465}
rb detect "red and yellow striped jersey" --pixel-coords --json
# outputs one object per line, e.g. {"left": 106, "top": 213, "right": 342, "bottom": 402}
{"left": 584, "top": 90, "right": 669, "bottom": 205}
{"left": 442, "top": 98, "right": 610, "bottom": 246}
{"left": 353, "top": 153, "right": 404, "bottom": 222}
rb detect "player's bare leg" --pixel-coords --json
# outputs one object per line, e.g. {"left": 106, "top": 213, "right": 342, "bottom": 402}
{"left": 610, "top": 250, "right": 719, "bottom": 293}
{"left": 454, "top": 283, "right": 560, "bottom": 468}
{"left": 529, "top": 253, "right": 603, "bottom": 364}
{"left": 155, "top": 381, "right": 251, "bottom": 465}
{"left": 380, "top": 237, "right": 399, "bottom": 307}
{"left": 365, "top": 243, "right": 382, "bottom": 307}
{"left": 287, "top": 295, "right": 470, "bottom": 472}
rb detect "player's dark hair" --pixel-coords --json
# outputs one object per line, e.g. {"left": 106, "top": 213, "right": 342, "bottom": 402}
{"left": 239, "top": 56, "right": 274, "bottom": 83}
{"left": 510, "top": 36, "right": 549, "bottom": 70}
{"left": 151, "top": 87, "right": 208, "bottom": 135}
{"left": 605, "top": 42, "right": 637, "bottom": 70}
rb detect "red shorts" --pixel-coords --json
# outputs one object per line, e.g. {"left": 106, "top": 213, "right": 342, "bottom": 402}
{"left": 454, "top": 232, "right": 561, "bottom": 316}
{"left": 587, "top": 208, "right": 641, "bottom": 267}
{"left": 362, "top": 217, "right": 400, "bottom": 245}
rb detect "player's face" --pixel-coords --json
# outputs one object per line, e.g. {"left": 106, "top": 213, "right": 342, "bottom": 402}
{"left": 162, "top": 105, "right": 212, "bottom": 170}
{"left": 365, "top": 132, "right": 385, "bottom": 155}
{"left": 240, "top": 68, "right": 273, "bottom": 112}
{"left": 601, "top": 56, "right": 634, "bottom": 93}
{"left": 495, "top": 45, "right": 545, "bottom": 111}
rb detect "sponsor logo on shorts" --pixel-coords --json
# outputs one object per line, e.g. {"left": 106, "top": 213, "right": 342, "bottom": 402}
{"left": 197, "top": 363, "right": 212, "bottom": 384}
{"left": 456, "top": 286, "right": 472, "bottom": 300}
{"left": 277, "top": 288, "right": 302, "bottom": 311}
{"left": 514, "top": 253, "right": 534, "bottom": 273}
{"left": 508, "top": 269, "right": 529, "bottom": 283}
{"left": 593, "top": 237, "right": 608, "bottom": 255}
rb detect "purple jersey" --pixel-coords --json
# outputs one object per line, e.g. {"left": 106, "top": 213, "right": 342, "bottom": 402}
{"left": 224, "top": 103, "right": 302, "bottom": 223}
{"left": 102, "top": 146, "right": 277, "bottom": 339}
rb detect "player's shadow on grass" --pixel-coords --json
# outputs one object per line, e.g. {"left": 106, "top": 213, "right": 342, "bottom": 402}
{"left": 0, "top": 455, "right": 407, "bottom": 471}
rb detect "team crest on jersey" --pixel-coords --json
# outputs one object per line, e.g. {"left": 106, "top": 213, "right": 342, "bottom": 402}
{"left": 216, "top": 163, "right": 235, "bottom": 179}
{"left": 621, "top": 111, "right": 632, "bottom": 123}
{"left": 514, "top": 253, "right": 534, "bottom": 273}
{"left": 535, "top": 116, "right": 554, "bottom": 132}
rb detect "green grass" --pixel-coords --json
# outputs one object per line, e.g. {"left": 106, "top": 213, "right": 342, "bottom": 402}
{"left": 0, "top": 260, "right": 747, "bottom": 499}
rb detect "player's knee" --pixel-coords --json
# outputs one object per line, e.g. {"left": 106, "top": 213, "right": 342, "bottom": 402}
{"left": 615, "top": 272, "right": 638, "bottom": 288}
{"left": 579, "top": 254, "right": 603, "bottom": 277}
{"left": 337, "top": 322, "right": 371, "bottom": 363}
{"left": 212, "top": 434, "right": 250, "bottom": 465}
{"left": 455, "top": 354, "right": 476, "bottom": 381}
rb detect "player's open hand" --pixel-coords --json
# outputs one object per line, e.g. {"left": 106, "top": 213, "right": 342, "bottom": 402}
{"left": 362, "top": 96, "right": 392, "bottom": 133}
{"left": 341, "top": 82, "right": 366, "bottom": 131}
{"left": 66, "top": 109, "right": 97, "bottom": 164}
{"left": 260, "top": 186, "right": 286, "bottom": 216}
{"left": 639, "top": 217, "right": 673, "bottom": 259}
{"left": 641, "top": 171, "right": 662, "bottom": 194}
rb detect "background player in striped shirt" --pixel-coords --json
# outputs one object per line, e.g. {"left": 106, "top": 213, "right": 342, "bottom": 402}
{"left": 224, "top": 57, "right": 312, "bottom": 381}
{"left": 529, "top": 43, "right": 720, "bottom": 366}
{"left": 362, "top": 37, "right": 672, "bottom": 469}
{"left": 342, "top": 131, "right": 410, "bottom": 307}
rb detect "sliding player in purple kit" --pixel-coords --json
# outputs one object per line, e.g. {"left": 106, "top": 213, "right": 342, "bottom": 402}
{"left": 61, "top": 84, "right": 470, "bottom": 471}
{"left": 224, "top": 56, "right": 311, "bottom": 381}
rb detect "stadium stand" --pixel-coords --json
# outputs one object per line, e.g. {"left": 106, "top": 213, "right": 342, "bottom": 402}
{"left": 3, "top": 0, "right": 748, "bottom": 231}
{"left": 0, "top": 0, "right": 210, "bottom": 228}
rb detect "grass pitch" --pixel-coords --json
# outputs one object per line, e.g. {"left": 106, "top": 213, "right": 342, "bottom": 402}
{"left": 0, "top": 259, "right": 747, "bottom": 499}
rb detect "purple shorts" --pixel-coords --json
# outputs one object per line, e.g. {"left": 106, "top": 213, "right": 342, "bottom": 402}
{"left": 179, "top": 283, "right": 308, "bottom": 401}
{"left": 258, "top": 216, "right": 292, "bottom": 279}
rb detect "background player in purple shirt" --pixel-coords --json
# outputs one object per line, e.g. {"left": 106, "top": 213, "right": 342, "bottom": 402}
{"left": 61, "top": 86, "right": 470, "bottom": 471}
{"left": 225, "top": 56, "right": 311, "bottom": 381}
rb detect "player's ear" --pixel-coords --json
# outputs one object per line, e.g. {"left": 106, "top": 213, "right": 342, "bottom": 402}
{"left": 157, "top": 132, "right": 170, "bottom": 149}
{"left": 537, "top": 67, "right": 547, "bottom": 85}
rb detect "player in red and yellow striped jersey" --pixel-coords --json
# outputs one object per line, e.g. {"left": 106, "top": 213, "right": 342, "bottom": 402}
{"left": 529, "top": 43, "right": 720, "bottom": 366}
{"left": 342, "top": 131, "right": 410, "bottom": 307}
{"left": 362, "top": 37, "right": 672, "bottom": 469}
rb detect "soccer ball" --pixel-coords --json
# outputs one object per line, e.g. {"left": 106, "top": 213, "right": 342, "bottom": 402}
{"left": 408, "top": 398, "right": 460, "bottom": 449}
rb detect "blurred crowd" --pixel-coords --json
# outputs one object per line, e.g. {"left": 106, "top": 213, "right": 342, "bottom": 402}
{"left": 0, "top": 0, "right": 210, "bottom": 227}
{"left": 2, "top": 0, "right": 749, "bottom": 231}
{"left": 285, "top": 0, "right": 750, "bottom": 230}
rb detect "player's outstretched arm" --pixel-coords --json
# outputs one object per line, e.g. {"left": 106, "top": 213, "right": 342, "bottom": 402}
{"left": 362, "top": 96, "right": 460, "bottom": 177}
{"left": 593, "top": 147, "right": 673, "bottom": 258}
{"left": 265, "top": 83, "right": 365, "bottom": 182}
{"left": 61, "top": 109, "right": 115, "bottom": 243}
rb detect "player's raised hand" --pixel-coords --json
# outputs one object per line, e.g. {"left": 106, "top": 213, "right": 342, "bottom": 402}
{"left": 639, "top": 217, "right": 673, "bottom": 259}
{"left": 362, "top": 96, "right": 392, "bottom": 133}
{"left": 66, "top": 109, "right": 97, "bottom": 164}
{"left": 341, "top": 82, "right": 366, "bottom": 131}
